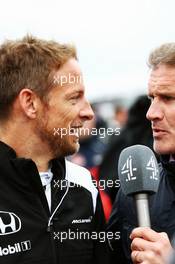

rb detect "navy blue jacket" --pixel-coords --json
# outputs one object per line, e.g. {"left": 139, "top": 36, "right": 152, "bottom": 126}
{"left": 107, "top": 157, "right": 175, "bottom": 263}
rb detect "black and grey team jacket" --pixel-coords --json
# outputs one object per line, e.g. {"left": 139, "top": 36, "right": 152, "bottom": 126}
{"left": 0, "top": 142, "right": 109, "bottom": 264}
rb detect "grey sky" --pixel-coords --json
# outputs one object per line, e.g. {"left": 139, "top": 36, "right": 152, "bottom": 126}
{"left": 0, "top": 0, "right": 174, "bottom": 101}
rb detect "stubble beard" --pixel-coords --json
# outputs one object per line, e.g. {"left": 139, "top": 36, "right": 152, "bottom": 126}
{"left": 35, "top": 117, "right": 79, "bottom": 159}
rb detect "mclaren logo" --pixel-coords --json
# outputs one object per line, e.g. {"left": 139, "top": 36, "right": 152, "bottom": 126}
{"left": 72, "top": 216, "right": 93, "bottom": 224}
{"left": 0, "top": 211, "right": 21, "bottom": 235}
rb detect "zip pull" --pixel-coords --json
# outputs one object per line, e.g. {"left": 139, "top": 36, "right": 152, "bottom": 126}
{"left": 47, "top": 181, "right": 69, "bottom": 233}
{"left": 47, "top": 221, "right": 53, "bottom": 232}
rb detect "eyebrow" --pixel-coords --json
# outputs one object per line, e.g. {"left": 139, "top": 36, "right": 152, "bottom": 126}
{"left": 65, "top": 89, "right": 84, "bottom": 98}
{"left": 148, "top": 88, "right": 175, "bottom": 97}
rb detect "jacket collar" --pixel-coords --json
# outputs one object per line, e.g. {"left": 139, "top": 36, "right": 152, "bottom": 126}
{"left": 160, "top": 154, "right": 175, "bottom": 178}
{"left": 0, "top": 140, "right": 65, "bottom": 173}
{"left": 0, "top": 140, "right": 66, "bottom": 215}
{"left": 0, "top": 141, "right": 17, "bottom": 158}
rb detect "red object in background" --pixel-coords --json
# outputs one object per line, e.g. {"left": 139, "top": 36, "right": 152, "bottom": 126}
{"left": 90, "top": 166, "right": 112, "bottom": 222}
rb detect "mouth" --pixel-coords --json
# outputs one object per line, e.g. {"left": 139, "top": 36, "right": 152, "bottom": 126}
{"left": 152, "top": 127, "right": 168, "bottom": 138}
{"left": 69, "top": 126, "right": 82, "bottom": 137}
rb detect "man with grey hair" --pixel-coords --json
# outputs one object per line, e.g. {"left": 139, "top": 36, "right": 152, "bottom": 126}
{"left": 108, "top": 43, "right": 175, "bottom": 264}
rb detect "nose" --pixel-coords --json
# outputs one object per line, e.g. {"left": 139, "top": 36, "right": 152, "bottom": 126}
{"left": 80, "top": 99, "right": 94, "bottom": 121}
{"left": 146, "top": 99, "right": 164, "bottom": 121}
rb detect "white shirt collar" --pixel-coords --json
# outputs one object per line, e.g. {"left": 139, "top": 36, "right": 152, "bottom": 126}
{"left": 39, "top": 167, "right": 53, "bottom": 187}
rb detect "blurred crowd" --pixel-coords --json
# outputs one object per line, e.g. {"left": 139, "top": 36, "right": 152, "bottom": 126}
{"left": 69, "top": 95, "right": 156, "bottom": 220}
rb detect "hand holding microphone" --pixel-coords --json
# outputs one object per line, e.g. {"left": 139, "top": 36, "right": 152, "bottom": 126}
{"left": 130, "top": 227, "right": 172, "bottom": 264}
{"left": 118, "top": 145, "right": 172, "bottom": 264}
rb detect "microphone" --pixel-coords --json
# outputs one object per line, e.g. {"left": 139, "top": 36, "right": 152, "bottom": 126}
{"left": 168, "top": 236, "right": 175, "bottom": 264}
{"left": 168, "top": 249, "right": 175, "bottom": 264}
{"left": 118, "top": 145, "right": 160, "bottom": 227}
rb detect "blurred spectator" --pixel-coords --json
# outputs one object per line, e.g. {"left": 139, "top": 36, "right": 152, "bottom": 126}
{"left": 69, "top": 114, "right": 107, "bottom": 169}
{"left": 98, "top": 95, "right": 156, "bottom": 209}
{"left": 69, "top": 113, "right": 110, "bottom": 220}
{"left": 70, "top": 95, "right": 155, "bottom": 221}
{"left": 114, "top": 105, "right": 128, "bottom": 129}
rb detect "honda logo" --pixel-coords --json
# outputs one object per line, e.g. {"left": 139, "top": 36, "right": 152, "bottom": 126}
{"left": 0, "top": 211, "right": 21, "bottom": 235}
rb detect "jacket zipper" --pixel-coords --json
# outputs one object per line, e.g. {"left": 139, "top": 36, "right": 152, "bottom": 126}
{"left": 47, "top": 180, "right": 69, "bottom": 263}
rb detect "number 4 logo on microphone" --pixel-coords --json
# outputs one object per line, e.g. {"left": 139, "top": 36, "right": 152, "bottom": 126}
{"left": 121, "top": 155, "right": 137, "bottom": 182}
{"left": 146, "top": 156, "right": 158, "bottom": 180}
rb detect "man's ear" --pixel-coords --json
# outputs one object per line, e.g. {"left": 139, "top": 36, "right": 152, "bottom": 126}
{"left": 18, "top": 88, "right": 39, "bottom": 119}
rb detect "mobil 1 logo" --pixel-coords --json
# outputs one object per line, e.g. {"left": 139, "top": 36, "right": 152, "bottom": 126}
{"left": 0, "top": 240, "right": 31, "bottom": 257}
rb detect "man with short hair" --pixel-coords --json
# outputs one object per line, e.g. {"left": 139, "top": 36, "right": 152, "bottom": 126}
{"left": 108, "top": 43, "right": 175, "bottom": 264}
{"left": 0, "top": 35, "right": 109, "bottom": 264}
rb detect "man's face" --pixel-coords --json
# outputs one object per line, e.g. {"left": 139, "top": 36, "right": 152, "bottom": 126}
{"left": 36, "top": 58, "right": 94, "bottom": 158}
{"left": 147, "top": 64, "right": 175, "bottom": 155}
